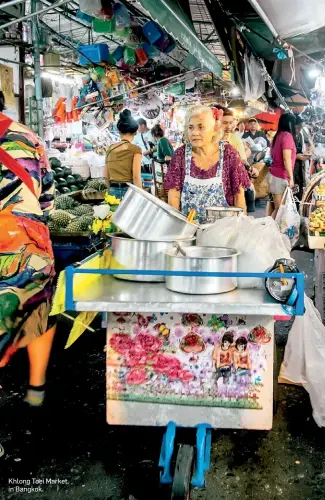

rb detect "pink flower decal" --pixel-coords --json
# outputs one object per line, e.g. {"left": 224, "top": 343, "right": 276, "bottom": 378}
{"left": 167, "top": 367, "right": 181, "bottom": 380}
{"left": 125, "top": 344, "right": 148, "bottom": 367}
{"left": 137, "top": 333, "right": 162, "bottom": 353}
{"left": 126, "top": 369, "right": 147, "bottom": 385}
{"left": 178, "top": 370, "right": 194, "bottom": 383}
{"left": 110, "top": 333, "right": 134, "bottom": 354}
{"left": 152, "top": 354, "right": 181, "bottom": 375}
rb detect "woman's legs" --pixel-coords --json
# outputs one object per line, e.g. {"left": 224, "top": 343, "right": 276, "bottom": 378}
{"left": 270, "top": 194, "right": 283, "bottom": 219}
{"left": 25, "top": 325, "right": 56, "bottom": 405}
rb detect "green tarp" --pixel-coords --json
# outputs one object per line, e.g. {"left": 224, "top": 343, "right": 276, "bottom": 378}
{"left": 138, "top": 0, "right": 223, "bottom": 77}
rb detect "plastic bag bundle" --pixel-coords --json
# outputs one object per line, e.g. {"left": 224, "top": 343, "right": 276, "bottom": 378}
{"left": 275, "top": 187, "right": 300, "bottom": 248}
{"left": 197, "top": 216, "right": 290, "bottom": 289}
{"left": 279, "top": 296, "right": 325, "bottom": 427}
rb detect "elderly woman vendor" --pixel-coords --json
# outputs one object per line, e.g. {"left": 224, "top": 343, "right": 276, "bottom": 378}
{"left": 165, "top": 106, "right": 250, "bottom": 223}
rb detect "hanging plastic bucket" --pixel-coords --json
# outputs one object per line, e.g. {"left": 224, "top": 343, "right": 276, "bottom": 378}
{"left": 142, "top": 21, "right": 163, "bottom": 44}
{"left": 113, "top": 2, "right": 131, "bottom": 29}
{"left": 112, "top": 46, "right": 124, "bottom": 63}
{"left": 142, "top": 42, "right": 160, "bottom": 58}
{"left": 123, "top": 47, "right": 136, "bottom": 66}
{"left": 79, "top": 44, "right": 110, "bottom": 65}
{"left": 135, "top": 47, "right": 148, "bottom": 65}
{"left": 93, "top": 18, "right": 116, "bottom": 33}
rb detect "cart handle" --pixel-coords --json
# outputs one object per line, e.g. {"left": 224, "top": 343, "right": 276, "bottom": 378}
{"left": 65, "top": 266, "right": 305, "bottom": 316}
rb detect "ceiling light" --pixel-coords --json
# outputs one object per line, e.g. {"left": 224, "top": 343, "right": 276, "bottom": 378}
{"left": 231, "top": 87, "right": 240, "bottom": 96}
{"left": 309, "top": 68, "right": 321, "bottom": 78}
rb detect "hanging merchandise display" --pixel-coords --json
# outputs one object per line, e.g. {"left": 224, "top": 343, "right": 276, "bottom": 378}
{"left": 113, "top": 2, "right": 131, "bottom": 29}
{"left": 140, "top": 93, "right": 162, "bottom": 120}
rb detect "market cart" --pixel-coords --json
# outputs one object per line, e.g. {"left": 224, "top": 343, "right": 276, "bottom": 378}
{"left": 63, "top": 254, "right": 305, "bottom": 499}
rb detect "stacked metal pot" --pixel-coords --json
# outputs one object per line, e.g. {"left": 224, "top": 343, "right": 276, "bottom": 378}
{"left": 111, "top": 185, "right": 240, "bottom": 294}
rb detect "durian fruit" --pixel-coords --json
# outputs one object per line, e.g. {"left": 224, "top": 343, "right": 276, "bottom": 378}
{"left": 49, "top": 210, "right": 73, "bottom": 228}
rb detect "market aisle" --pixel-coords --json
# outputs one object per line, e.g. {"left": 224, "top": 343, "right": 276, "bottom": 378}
{"left": 0, "top": 248, "right": 324, "bottom": 500}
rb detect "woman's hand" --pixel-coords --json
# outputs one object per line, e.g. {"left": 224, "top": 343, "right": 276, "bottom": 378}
{"left": 289, "top": 178, "right": 295, "bottom": 190}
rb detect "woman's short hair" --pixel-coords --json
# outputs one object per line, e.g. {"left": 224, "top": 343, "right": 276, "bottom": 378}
{"left": 151, "top": 124, "right": 164, "bottom": 139}
{"left": 117, "top": 109, "right": 138, "bottom": 135}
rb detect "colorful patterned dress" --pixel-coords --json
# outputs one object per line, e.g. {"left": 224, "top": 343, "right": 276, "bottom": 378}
{"left": 0, "top": 118, "right": 55, "bottom": 367}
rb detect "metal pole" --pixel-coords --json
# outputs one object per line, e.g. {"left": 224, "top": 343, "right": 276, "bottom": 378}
{"left": 0, "top": 0, "right": 25, "bottom": 10}
{"left": 0, "top": 0, "right": 71, "bottom": 31}
{"left": 31, "top": 0, "right": 43, "bottom": 137}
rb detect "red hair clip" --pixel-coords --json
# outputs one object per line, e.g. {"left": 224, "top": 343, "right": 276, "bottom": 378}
{"left": 211, "top": 107, "right": 223, "bottom": 120}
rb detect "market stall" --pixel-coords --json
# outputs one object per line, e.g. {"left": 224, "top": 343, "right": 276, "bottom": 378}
{"left": 54, "top": 187, "right": 304, "bottom": 498}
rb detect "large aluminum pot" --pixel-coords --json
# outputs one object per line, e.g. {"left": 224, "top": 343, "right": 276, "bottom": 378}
{"left": 111, "top": 234, "right": 195, "bottom": 282}
{"left": 206, "top": 206, "right": 243, "bottom": 223}
{"left": 164, "top": 246, "right": 239, "bottom": 294}
{"left": 112, "top": 184, "right": 198, "bottom": 241}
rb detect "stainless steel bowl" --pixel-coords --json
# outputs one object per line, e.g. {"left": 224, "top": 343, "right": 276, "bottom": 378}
{"left": 112, "top": 184, "right": 198, "bottom": 241}
{"left": 164, "top": 246, "right": 239, "bottom": 295}
{"left": 206, "top": 206, "right": 243, "bottom": 223}
{"left": 110, "top": 234, "right": 195, "bottom": 282}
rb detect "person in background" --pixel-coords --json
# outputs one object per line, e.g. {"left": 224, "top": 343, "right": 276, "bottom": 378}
{"left": 106, "top": 109, "right": 142, "bottom": 199}
{"left": 165, "top": 106, "right": 250, "bottom": 223}
{"left": 243, "top": 118, "right": 270, "bottom": 146}
{"left": 236, "top": 121, "right": 246, "bottom": 137}
{"left": 267, "top": 129, "right": 276, "bottom": 145}
{"left": 221, "top": 108, "right": 247, "bottom": 163}
{"left": 220, "top": 107, "right": 257, "bottom": 213}
{"left": 294, "top": 115, "right": 312, "bottom": 200}
{"left": 133, "top": 118, "right": 156, "bottom": 170}
{"left": 0, "top": 91, "right": 56, "bottom": 407}
{"left": 133, "top": 118, "right": 156, "bottom": 191}
{"left": 151, "top": 124, "right": 174, "bottom": 163}
{"left": 267, "top": 113, "right": 296, "bottom": 218}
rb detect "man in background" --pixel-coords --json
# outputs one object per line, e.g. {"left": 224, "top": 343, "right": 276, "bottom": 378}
{"left": 133, "top": 118, "right": 156, "bottom": 170}
{"left": 133, "top": 118, "right": 157, "bottom": 190}
{"left": 222, "top": 108, "right": 248, "bottom": 163}
{"left": 243, "top": 118, "right": 270, "bottom": 146}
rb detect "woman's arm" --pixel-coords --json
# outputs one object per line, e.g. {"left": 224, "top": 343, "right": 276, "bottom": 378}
{"left": 226, "top": 144, "right": 250, "bottom": 213}
{"left": 165, "top": 146, "right": 186, "bottom": 209}
{"left": 283, "top": 149, "right": 294, "bottom": 189}
{"left": 132, "top": 153, "right": 142, "bottom": 189}
{"left": 234, "top": 186, "right": 247, "bottom": 212}
{"left": 168, "top": 188, "right": 181, "bottom": 209}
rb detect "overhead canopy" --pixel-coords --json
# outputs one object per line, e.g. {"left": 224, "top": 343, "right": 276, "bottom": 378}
{"left": 255, "top": 0, "right": 325, "bottom": 39}
{"left": 137, "top": 0, "right": 224, "bottom": 77}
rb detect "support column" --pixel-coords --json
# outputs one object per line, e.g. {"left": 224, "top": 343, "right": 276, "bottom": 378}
{"left": 31, "top": 0, "right": 43, "bottom": 137}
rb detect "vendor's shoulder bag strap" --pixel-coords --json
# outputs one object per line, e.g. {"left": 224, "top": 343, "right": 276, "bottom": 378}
{"left": 0, "top": 113, "right": 36, "bottom": 197}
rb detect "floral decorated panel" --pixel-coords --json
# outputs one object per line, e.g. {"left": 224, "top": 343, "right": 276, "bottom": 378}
{"left": 106, "top": 312, "right": 273, "bottom": 410}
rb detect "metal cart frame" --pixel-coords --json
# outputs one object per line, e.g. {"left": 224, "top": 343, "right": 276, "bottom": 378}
{"left": 64, "top": 262, "right": 305, "bottom": 497}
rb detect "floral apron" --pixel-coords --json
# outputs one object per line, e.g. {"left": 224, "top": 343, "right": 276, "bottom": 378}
{"left": 181, "top": 141, "right": 228, "bottom": 223}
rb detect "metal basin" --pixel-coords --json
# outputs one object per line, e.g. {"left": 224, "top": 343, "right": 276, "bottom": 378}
{"left": 206, "top": 206, "right": 243, "bottom": 223}
{"left": 112, "top": 184, "right": 198, "bottom": 241}
{"left": 164, "top": 246, "right": 239, "bottom": 295}
{"left": 110, "top": 234, "right": 195, "bottom": 282}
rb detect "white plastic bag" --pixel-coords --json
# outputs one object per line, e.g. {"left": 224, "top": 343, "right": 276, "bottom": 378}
{"left": 275, "top": 187, "right": 300, "bottom": 248}
{"left": 279, "top": 296, "right": 325, "bottom": 427}
{"left": 197, "top": 216, "right": 290, "bottom": 288}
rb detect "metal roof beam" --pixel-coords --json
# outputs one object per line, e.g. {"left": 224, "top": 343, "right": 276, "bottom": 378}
{"left": 0, "top": 0, "right": 71, "bottom": 31}
{"left": 39, "top": 0, "right": 121, "bottom": 47}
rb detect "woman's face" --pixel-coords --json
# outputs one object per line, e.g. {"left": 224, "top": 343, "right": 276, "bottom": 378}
{"left": 188, "top": 112, "right": 217, "bottom": 148}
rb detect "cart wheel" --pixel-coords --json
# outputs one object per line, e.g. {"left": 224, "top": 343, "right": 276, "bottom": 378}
{"left": 273, "top": 340, "right": 279, "bottom": 415}
{"left": 171, "top": 444, "right": 194, "bottom": 500}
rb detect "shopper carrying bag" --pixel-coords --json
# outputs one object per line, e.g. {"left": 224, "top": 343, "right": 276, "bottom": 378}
{"left": 275, "top": 186, "right": 300, "bottom": 248}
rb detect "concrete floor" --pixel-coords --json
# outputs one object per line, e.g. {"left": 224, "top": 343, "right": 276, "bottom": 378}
{"left": 0, "top": 240, "right": 324, "bottom": 500}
